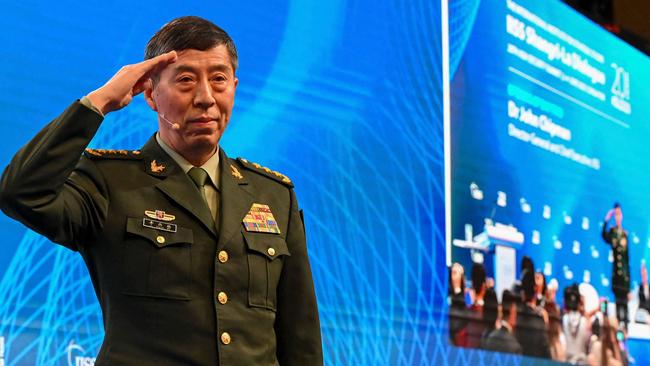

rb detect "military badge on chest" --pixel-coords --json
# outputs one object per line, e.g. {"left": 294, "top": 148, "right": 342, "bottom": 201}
{"left": 143, "top": 209, "right": 177, "bottom": 233}
{"left": 243, "top": 203, "right": 281, "bottom": 234}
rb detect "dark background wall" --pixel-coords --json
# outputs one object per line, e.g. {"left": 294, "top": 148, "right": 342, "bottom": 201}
{"left": 564, "top": 0, "right": 650, "bottom": 54}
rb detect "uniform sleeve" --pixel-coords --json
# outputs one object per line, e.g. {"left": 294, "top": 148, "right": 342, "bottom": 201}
{"left": 0, "top": 101, "right": 108, "bottom": 251}
{"left": 274, "top": 189, "right": 323, "bottom": 366}
{"left": 602, "top": 220, "right": 612, "bottom": 245}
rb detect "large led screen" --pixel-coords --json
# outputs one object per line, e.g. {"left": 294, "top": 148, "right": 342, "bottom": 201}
{"left": 0, "top": 1, "right": 448, "bottom": 365}
{"left": 447, "top": 0, "right": 650, "bottom": 362}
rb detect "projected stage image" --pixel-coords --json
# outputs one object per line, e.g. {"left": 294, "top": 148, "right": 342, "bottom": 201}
{"left": 447, "top": 0, "right": 650, "bottom": 361}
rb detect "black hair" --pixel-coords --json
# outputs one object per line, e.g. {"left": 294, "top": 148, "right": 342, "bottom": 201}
{"left": 145, "top": 16, "right": 238, "bottom": 72}
{"left": 471, "top": 263, "right": 486, "bottom": 293}
{"left": 501, "top": 289, "right": 517, "bottom": 319}
{"left": 521, "top": 269, "right": 536, "bottom": 301}
{"left": 483, "top": 287, "right": 498, "bottom": 329}
{"left": 564, "top": 283, "right": 581, "bottom": 311}
{"left": 520, "top": 255, "right": 534, "bottom": 274}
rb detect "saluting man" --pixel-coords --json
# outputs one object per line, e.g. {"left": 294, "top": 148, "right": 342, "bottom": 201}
{"left": 602, "top": 202, "right": 630, "bottom": 329}
{"left": 0, "top": 16, "right": 322, "bottom": 366}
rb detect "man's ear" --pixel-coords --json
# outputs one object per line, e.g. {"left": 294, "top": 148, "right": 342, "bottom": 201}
{"left": 143, "top": 79, "right": 157, "bottom": 111}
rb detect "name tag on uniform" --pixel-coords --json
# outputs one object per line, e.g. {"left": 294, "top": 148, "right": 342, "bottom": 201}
{"left": 143, "top": 218, "right": 177, "bottom": 233}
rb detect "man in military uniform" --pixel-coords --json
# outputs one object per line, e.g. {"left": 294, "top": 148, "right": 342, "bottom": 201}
{"left": 602, "top": 203, "right": 630, "bottom": 329}
{"left": 0, "top": 16, "right": 322, "bottom": 365}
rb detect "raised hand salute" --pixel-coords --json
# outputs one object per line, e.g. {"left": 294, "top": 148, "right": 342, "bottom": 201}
{"left": 0, "top": 16, "right": 322, "bottom": 366}
{"left": 86, "top": 50, "right": 177, "bottom": 115}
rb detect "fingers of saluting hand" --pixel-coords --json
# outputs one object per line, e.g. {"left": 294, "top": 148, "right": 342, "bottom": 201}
{"left": 124, "top": 51, "right": 178, "bottom": 92}
{"left": 131, "top": 51, "right": 178, "bottom": 95}
{"left": 142, "top": 50, "right": 178, "bottom": 69}
{"left": 135, "top": 50, "right": 178, "bottom": 81}
{"left": 86, "top": 51, "right": 177, "bottom": 115}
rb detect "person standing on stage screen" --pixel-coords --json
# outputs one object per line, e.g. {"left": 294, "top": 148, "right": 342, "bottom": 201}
{"left": 0, "top": 16, "right": 323, "bottom": 366}
{"left": 638, "top": 262, "right": 650, "bottom": 313}
{"left": 602, "top": 203, "right": 630, "bottom": 330}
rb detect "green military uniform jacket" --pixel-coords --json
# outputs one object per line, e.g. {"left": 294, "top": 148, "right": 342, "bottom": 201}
{"left": 602, "top": 221, "right": 630, "bottom": 297}
{"left": 0, "top": 101, "right": 323, "bottom": 366}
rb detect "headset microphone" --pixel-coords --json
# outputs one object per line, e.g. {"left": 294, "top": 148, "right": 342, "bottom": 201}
{"left": 160, "top": 114, "right": 180, "bottom": 130}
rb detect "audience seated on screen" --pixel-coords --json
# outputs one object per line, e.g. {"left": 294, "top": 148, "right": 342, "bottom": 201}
{"left": 516, "top": 269, "right": 551, "bottom": 359}
{"left": 546, "top": 292, "right": 567, "bottom": 362}
{"left": 479, "top": 287, "right": 498, "bottom": 347}
{"left": 544, "top": 279, "right": 568, "bottom": 361}
{"left": 482, "top": 290, "right": 522, "bottom": 354}
{"left": 545, "top": 278, "right": 560, "bottom": 308}
{"left": 562, "top": 283, "right": 591, "bottom": 365}
{"left": 448, "top": 262, "right": 469, "bottom": 346}
{"left": 534, "top": 271, "right": 547, "bottom": 307}
{"left": 587, "top": 316, "right": 625, "bottom": 366}
{"left": 466, "top": 263, "right": 488, "bottom": 348}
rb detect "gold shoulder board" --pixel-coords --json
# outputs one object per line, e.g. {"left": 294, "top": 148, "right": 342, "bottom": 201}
{"left": 236, "top": 157, "right": 294, "bottom": 188}
{"left": 84, "top": 148, "right": 142, "bottom": 159}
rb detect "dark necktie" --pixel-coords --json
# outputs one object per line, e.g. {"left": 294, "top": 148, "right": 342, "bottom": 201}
{"left": 188, "top": 167, "right": 219, "bottom": 224}
{"left": 188, "top": 167, "right": 209, "bottom": 201}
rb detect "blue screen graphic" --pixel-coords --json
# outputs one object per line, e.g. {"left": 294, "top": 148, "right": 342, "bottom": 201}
{"left": 448, "top": 0, "right": 650, "bottom": 362}
{"left": 0, "top": 1, "right": 448, "bottom": 365}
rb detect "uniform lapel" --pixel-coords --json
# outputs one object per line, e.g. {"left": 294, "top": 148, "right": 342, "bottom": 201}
{"left": 140, "top": 135, "right": 217, "bottom": 237}
{"left": 217, "top": 148, "right": 255, "bottom": 249}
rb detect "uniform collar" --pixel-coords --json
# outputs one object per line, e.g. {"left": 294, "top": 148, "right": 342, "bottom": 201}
{"left": 138, "top": 134, "right": 216, "bottom": 236}
{"left": 155, "top": 133, "right": 220, "bottom": 190}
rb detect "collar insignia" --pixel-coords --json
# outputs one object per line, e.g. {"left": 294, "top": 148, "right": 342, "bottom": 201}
{"left": 150, "top": 160, "right": 166, "bottom": 173}
{"left": 230, "top": 164, "right": 244, "bottom": 180}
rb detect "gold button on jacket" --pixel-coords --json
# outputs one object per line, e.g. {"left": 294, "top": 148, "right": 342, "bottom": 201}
{"left": 218, "top": 250, "right": 229, "bottom": 263}
{"left": 221, "top": 332, "right": 232, "bottom": 345}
